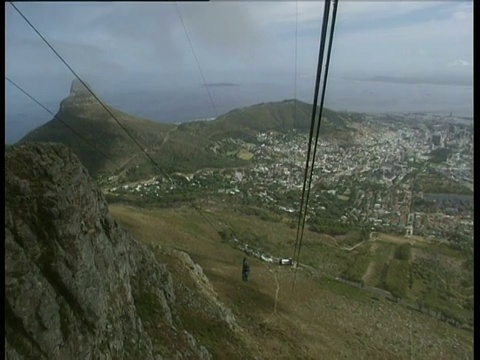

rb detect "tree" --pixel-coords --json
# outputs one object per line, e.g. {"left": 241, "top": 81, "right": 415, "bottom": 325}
{"left": 360, "top": 227, "right": 369, "bottom": 241}
{"left": 394, "top": 243, "right": 412, "bottom": 261}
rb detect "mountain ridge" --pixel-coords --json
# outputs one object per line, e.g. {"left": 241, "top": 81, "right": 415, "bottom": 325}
{"left": 20, "top": 80, "right": 359, "bottom": 179}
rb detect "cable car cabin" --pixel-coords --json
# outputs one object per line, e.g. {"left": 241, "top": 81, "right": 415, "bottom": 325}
{"left": 279, "top": 258, "right": 293, "bottom": 266}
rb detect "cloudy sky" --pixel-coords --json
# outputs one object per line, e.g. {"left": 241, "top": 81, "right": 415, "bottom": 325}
{"left": 5, "top": 1, "right": 473, "bottom": 143}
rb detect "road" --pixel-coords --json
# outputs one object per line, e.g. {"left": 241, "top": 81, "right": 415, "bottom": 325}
{"left": 161, "top": 126, "right": 178, "bottom": 146}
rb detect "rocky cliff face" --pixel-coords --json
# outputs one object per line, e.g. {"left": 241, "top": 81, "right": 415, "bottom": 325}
{"left": 59, "top": 79, "right": 99, "bottom": 112}
{"left": 4, "top": 142, "right": 212, "bottom": 359}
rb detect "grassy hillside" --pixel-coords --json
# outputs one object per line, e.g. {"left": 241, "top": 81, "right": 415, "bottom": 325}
{"left": 109, "top": 202, "right": 473, "bottom": 359}
{"left": 20, "top": 101, "right": 174, "bottom": 176}
{"left": 182, "top": 99, "right": 355, "bottom": 142}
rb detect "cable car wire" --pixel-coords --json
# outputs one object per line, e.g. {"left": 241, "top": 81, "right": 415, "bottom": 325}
{"left": 293, "top": 0, "right": 339, "bottom": 289}
{"left": 8, "top": 1, "right": 226, "bottom": 237}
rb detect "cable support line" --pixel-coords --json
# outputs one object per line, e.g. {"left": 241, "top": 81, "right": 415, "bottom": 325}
{"left": 291, "top": 0, "right": 300, "bottom": 248}
{"left": 293, "top": 0, "right": 339, "bottom": 290}
{"left": 292, "top": 0, "right": 332, "bottom": 274}
{"left": 9, "top": 1, "right": 227, "bottom": 238}
{"left": 6, "top": 76, "right": 121, "bottom": 169}
{"left": 295, "top": 0, "right": 339, "bottom": 273}
{"left": 296, "top": 0, "right": 339, "bottom": 266}
{"left": 7, "top": 2, "right": 149, "bottom": 161}
{"left": 293, "top": 0, "right": 298, "bottom": 114}
{"left": 174, "top": 2, "right": 219, "bottom": 119}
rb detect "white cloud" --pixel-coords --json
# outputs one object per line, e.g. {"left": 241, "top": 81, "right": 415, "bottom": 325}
{"left": 338, "top": 2, "right": 439, "bottom": 21}
{"left": 453, "top": 10, "right": 470, "bottom": 21}
{"left": 451, "top": 1, "right": 473, "bottom": 22}
{"left": 5, "top": 1, "right": 474, "bottom": 111}
{"left": 449, "top": 59, "right": 470, "bottom": 67}
{"left": 249, "top": 1, "right": 442, "bottom": 27}
{"left": 329, "top": 3, "right": 473, "bottom": 78}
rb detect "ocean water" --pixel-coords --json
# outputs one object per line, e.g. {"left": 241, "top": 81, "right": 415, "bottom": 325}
{"left": 105, "top": 78, "right": 474, "bottom": 122}
{"left": 5, "top": 78, "right": 473, "bottom": 144}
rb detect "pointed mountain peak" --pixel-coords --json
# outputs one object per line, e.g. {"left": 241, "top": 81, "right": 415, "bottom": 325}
{"left": 60, "top": 79, "right": 100, "bottom": 113}
{"left": 70, "top": 79, "right": 94, "bottom": 96}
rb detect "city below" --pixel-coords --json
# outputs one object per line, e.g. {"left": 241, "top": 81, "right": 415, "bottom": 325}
{"left": 102, "top": 111, "right": 473, "bottom": 248}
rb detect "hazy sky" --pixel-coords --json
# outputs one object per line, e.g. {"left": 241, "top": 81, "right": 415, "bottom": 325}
{"left": 5, "top": 1, "right": 473, "bottom": 143}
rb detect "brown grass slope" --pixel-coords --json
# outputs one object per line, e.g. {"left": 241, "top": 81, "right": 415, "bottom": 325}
{"left": 110, "top": 203, "right": 473, "bottom": 359}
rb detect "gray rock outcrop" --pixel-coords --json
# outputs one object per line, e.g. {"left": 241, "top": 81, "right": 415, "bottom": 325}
{"left": 5, "top": 142, "right": 211, "bottom": 359}
{"left": 59, "top": 79, "right": 98, "bottom": 111}
{"left": 69, "top": 79, "right": 94, "bottom": 96}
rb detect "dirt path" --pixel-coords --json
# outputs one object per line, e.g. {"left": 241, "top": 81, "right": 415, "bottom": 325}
{"left": 375, "top": 232, "right": 430, "bottom": 246}
{"left": 113, "top": 126, "right": 178, "bottom": 176}
{"left": 341, "top": 239, "right": 367, "bottom": 251}
{"left": 320, "top": 234, "right": 338, "bottom": 246}
{"left": 161, "top": 126, "right": 178, "bottom": 146}
{"left": 115, "top": 151, "right": 144, "bottom": 174}
{"left": 362, "top": 261, "right": 376, "bottom": 284}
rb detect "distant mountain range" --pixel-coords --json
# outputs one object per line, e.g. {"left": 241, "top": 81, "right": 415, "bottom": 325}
{"left": 20, "top": 80, "right": 360, "bottom": 179}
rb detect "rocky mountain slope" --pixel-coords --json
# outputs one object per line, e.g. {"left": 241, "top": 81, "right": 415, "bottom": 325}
{"left": 4, "top": 142, "right": 244, "bottom": 359}
{"left": 19, "top": 80, "right": 359, "bottom": 179}
{"left": 20, "top": 80, "right": 175, "bottom": 176}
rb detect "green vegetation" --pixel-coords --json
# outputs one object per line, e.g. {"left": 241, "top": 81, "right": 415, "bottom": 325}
{"left": 428, "top": 147, "right": 452, "bottom": 163}
{"left": 447, "top": 231, "right": 473, "bottom": 253}
{"left": 317, "top": 275, "right": 371, "bottom": 303}
{"left": 180, "top": 100, "right": 355, "bottom": 143}
{"left": 177, "top": 307, "right": 242, "bottom": 358}
{"left": 309, "top": 216, "right": 361, "bottom": 236}
{"left": 382, "top": 259, "right": 411, "bottom": 300}
{"left": 394, "top": 243, "right": 411, "bottom": 261}
{"left": 342, "top": 254, "right": 370, "bottom": 284}
{"left": 237, "top": 206, "right": 283, "bottom": 223}
{"left": 105, "top": 190, "right": 197, "bottom": 209}
{"left": 22, "top": 92, "right": 357, "bottom": 180}
{"left": 415, "top": 174, "right": 473, "bottom": 195}
{"left": 409, "top": 246, "right": 473, "bottom": 327}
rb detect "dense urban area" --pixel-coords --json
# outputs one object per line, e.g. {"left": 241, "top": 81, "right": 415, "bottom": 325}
{"left": 103, "top": 112, "right": 473, "bottom": 250}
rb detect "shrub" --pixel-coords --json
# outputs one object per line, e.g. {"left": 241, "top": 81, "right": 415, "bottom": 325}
{"left": 383, "top": 259, "right": 410, "bottom": 299}
{"left": 394, "top": 243, "right": 411, "bottom": 261}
